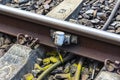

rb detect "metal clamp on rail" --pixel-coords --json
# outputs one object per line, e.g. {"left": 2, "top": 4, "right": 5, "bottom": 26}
{"left": 50, "top": 29, "right": 78, "bottom": 46}
{"left": 50, "top": 29, "right": 78, "bottom": 63}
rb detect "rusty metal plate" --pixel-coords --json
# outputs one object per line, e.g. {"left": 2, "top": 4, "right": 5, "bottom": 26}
{"left": 0, "top": 44, "right": 32, "bottom": 80}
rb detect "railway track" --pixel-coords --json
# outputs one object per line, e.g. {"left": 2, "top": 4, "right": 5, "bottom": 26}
{"left": 1, "top": 0, "right": 120, "bottom": 33}
{"left": 0, "top": 0, "right": 120, "bottom": 33}
{"left": 0, "top": 0, "right": 120, "bottom": 80}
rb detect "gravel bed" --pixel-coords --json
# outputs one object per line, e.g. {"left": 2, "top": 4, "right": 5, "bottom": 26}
{"left": 107, "top": 8, "right": 120, "bottom": 34}
{"left": 68, "top": 0, "right": 117, "bottom": 29}
{"left": 0, "top": 0, "right": 63, "bottom": 15}
{"left": 0, "top": 32, "right": 15, "bottom": 57}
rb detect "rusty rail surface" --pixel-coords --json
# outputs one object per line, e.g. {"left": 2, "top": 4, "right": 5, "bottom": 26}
{"left": 0, "top": 14, "right": 120, "bottom": 62}
{"left": 0, "top": 5, "right": 120, "bottom": 46}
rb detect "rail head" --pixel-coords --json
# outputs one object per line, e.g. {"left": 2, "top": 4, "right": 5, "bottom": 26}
{"left": 0, "top": 4, "right": 120, "bottom": 46}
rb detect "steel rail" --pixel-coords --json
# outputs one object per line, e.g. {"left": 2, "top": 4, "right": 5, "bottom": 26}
{"left": 0, "top": 5, "right": 120, "bottom": 46}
